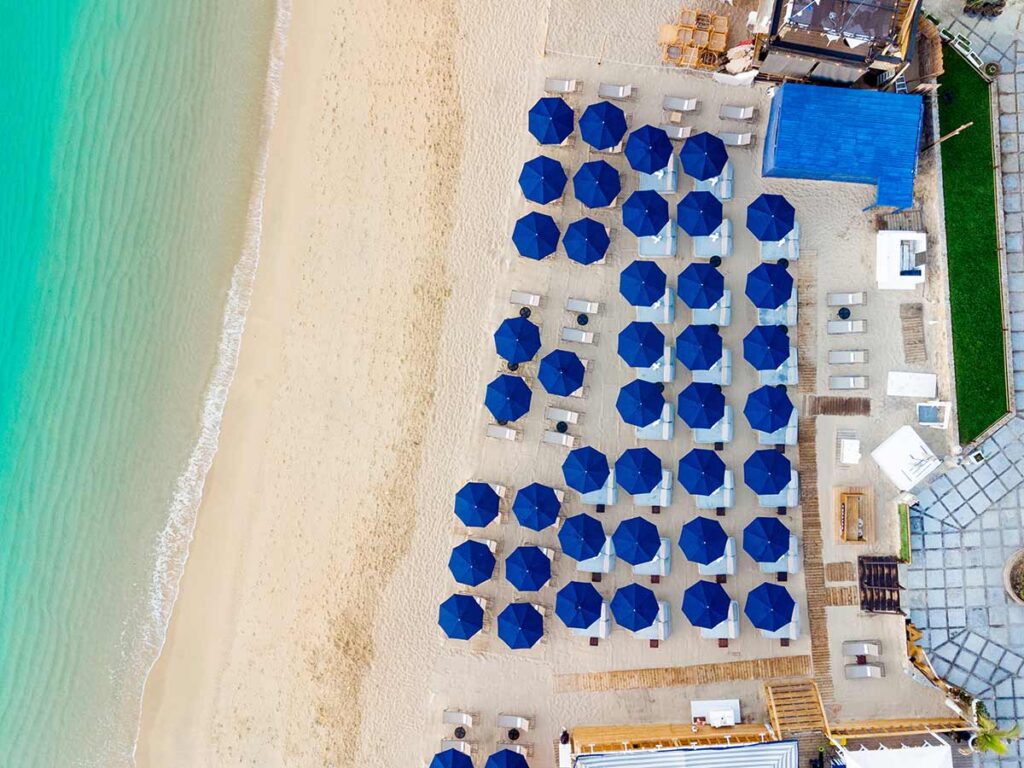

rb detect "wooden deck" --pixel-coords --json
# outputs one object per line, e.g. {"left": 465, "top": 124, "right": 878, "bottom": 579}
{"left": 804, "top": 396, "right": 871, "bottom": 416}
{"left": 763, "top": 679, "right": 830, "bottom": 737}
{"left": 553, "top": 656, "right": 812, "bottom": 693}
{"left": 900, "top": 303, "right": 927, "bottom": 364}
{"left": 824, "top": 562, "right": 856, "bottom": 582}
{"left": 825, "top": 586, "right": 860, "bottom": 606}
{"left": 571, "top": 722, "right": 775, "bottom": 754}
{"left": 831, "top": 717, "right": 972, "bottom": 739}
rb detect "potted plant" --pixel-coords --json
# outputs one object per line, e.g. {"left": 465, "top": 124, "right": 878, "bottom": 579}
{"left": 1003, "top": 549, "right": 1024, "bottom": 605}
{"left": 967, "top": 709, "right": 1021, "bottom": 755}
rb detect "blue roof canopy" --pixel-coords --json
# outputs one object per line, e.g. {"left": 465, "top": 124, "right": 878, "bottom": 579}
{"left": 677, "top": 381, "right": 725, "bottom": 429}
{"left": 512, "top": 482, "right": 561, "bottom": 530}
{"left": 528, "top": 96, "right": 574, "bottom": 145}
{"left": 573, "top": 159, "right": 620, "bottom": 208}
{"left": 454, "top": 481, "right": 499, "bottom": 527}
{"left": 763, "top": 83, "right": 923, "bottom": 209}
{"left": 556, "top": 581, "right": 603, "bottom": 629}
{"left": 682, "top": 580, "right": 731, "bottom": 628}
{"left": 563, "top": 217, "right": 610, "bottom": 265}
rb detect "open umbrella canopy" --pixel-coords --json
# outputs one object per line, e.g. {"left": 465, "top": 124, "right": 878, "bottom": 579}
{"left": 431, "top": 748, "right": 475, "bottom": 768}
{"left": 512, "top": 211, "right": 560, "bottom": 260}
{"left": 438, "top": 593, "right": 484, "bottom": 639}
{"left": 676, "top": 190, "right": 724, "bottom": 237}
{"left": 678, "top": 448, "right": 726, "bottom": 496}
{"left": 679, "top": 515, "right": 728, "bottom": 565}
{"left": 747, "top": 193, "right": 796, "bottom": 242}
{"left": 614, "top": 447, "right": 663, "bottom": 495}
{"left": 611, "top": 584, "right": 660, "bottom": 631}
{"left": 677, "top": 262, "right": 724, "bottom": 309}
{"left": 682, "top": 580, "right": 731, "bottom": 629}
{"left": 677, "top": 381, "right": 725, "bottom": 429}
{"left": 675, "top": 325, "right": 723, "bottom": 371}
{"left": 562, "top": 446, "right": 610, "bottom": 493}
{"left": 579, "top": 100, "right": 627, "bottom": 150}
{"left": 619, "top": 260, "right": 667, "bottom": 307}
{"left": 448, "top": 539, "right": 496, "bottom": 586}
{"left": 745, "top": 262, "right": 794, "bottom": 310}
{"left": 557, "top": 512, "right": 606, "bottom": 561}
{"left": 519, "top": 155, "right": 568, "bottom": 204}
{"left": 528, "top": 96, "right": 574, "bottom": 145}
{"left": 743, "top": 517, "right": 791, "bottom": 563}
{"left": 618, "top": 321, "right": 665, "bottom": 368}
{"left": 538, "top": 349, "right": 585, "bottom": 397}
{"left": 616, "top": 379, "right": 665, "bottom": 427}
{"left": 573, "top": 159, "right": 621, "bottom": 208}
{"left": 555, "top": 580, "right": 603, "bottom": 629}
{"left": 497, "top": 602, "right": 544, "bottom": 649}
{"left": 743, "top": 449, "right": 792, "bottom": 495}
{"left": 625, "top": 124, "right": 674, "bottom": 173}
{"left": 505, "top": 545, "right": 552, "bottom": 591}
{"left": 563, "top": 217, "right": 610, "bottom": 265}
{"left": 512, "top": 482, "right": 561, "bottom": 531}
{"left": 679, "top": 131, "right": 728, "bottom": 181}
{"left": 485, "top": 749, "right": 531, "bottom": 768}
{"left": 493, "top": 316, "right": 541, "bottom": 364}
{"left": 744, "top": 385, "right": 794, "bottom": 433}
{"left": 454, "top": 481, "right": 499, "bottom": 527}
{"left": 485, "top": 374, "right": 532, "bottom": 422}
{"left": 745, "top": 582, "right": 796, "bottom": 631}
{"left": 743, "top": 325, "right": 791, "bottom": 371}
{"left": 612, "top": 516, "right": 662, "bottom": 565}
{"left": 622, "top": 190, "right": 670, "bottom": 237}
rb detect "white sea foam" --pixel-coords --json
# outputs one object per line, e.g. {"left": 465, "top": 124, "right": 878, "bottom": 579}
{"left": 128, "top": 0, "right": 292, "bottom": 762}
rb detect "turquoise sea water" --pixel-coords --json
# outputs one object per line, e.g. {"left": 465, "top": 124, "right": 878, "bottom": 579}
{"left": 0, "top": 1, "right": 278, "bottom": 764}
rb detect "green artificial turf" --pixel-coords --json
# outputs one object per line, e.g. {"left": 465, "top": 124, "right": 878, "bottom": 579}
{"left": 937, "top": 47, "right": 1009, "bottom": 443}
{"left": 898, "top": 503, "right": 911, "bottom": 563}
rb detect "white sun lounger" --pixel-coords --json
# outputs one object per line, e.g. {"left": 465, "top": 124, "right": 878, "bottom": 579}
{"left": 693, "top": 405, "right": 733, "bottom": 445}
{"left": 829, "top": 349, "right": 867, "bottom": 364}
{"left": 497, "top": 714, "right": 534, "bottom": 732}
{"left": 510, "top": 290, "right": 542, "bottom": 308}
{"left": 830, "top": 375, "right": 869, "bottom": 390}
{"left": 698, "top": 536, "right": 737, "bottom": 578}
{"left": 636, "top": 347, "right": 675, "bottom": 384}
{"left": 488, "top": 482, "right": 507, "bottom": 499}
{"left": 719, "top": 131, "right": 754, "bottom": 147}
{"left": 693, "top": 219, "right": 733, "bottom": 258}
{"left": 843, "top": 640, "right": 882, "bottom": 657}
{"left": 759, "top": 221, "right": 800, "bottom": 262}
{"left": 694, "top": 162, "right": 734, "bottom": 201}
{"left": 639, "top": 156, "right": 678, "bottom": 194}
{"left": 567, "top": 297, "right": 600, "bottom": 314}
{"left": 599, "top": 82, "right": 635, "bottom": 100}
{"left": 632, "top": 537, "right": 672, "bottom": 580}
{"left": 758, "top": 348, "right": 798, "bottom": 386}
{"left": 696, "top": 470, "right": 735, "bottom": 511}
{"left": 757, "top": 291, "right": 797, "bottom": 326}
{"left": 571, "top": 601, "right": 612, "bottom": 641}
{"left": 633, "top": 469, "right": 673, "bottom": 507}
{"left": 638, "top": 221, "right": 677, "bottom": 258}
{"left": 581, "top": 471, "right": 618, "bottom": 506}
{"left": 498, "top": 743, "right": 533, "bottom": 757}
{"left": 719, "top": 104, "right": 755, "bottom": 121}
{"left": 827, "top": 291, "right": 866, "bottom": 307}
{"left": 845, "top": 662, "right": 885, "bottom": 679}
{"left": 576, "top": 536, "right": 616, "bottom": 576}
{"left": 660, "top": 123, "right": 692, "bottom": 142}
{"left": 441, "top": 739, "right": 475, "bottom": 754}
{"left": 761, "top": 602, "right": 801, "bottom": 642}
{"left": 758, "top": 471, "right": 801, "bottom": 508}
{"left": 634, "top": 601, "right": 671, "bottom": 644}
{"left": 700, "top": 599, "right": 740, "bottom": 643}
{"left": 443, "top": 710, "right": 478, "bottom": 727}
{"left": 635, "top": 288, "right": 676, "bottom": 325}
{"left": 692, "top": 289, "right": 732, "bottom": 327}
{"left": 543, "top": 430, "right": 578, "bottom": 448}
{"left": 636, "top": 403, "right": 675, "bottom": 441}
{"left": 561, "top": 327, "right": 596, "bottom": 344}
{"left": 759, "top": 534, "right": 802, "bottom": 576}
{"left": 663, "top": 96, "right": 699, "bottom": 113}
{"left": 545, "top": 406, "right": 580, "bottom": 425}
{"left": 487, "top": 424, "right": 520, "bottom": 441}
{"left": 828, "top": 320, "right": 866, "bottom": 334}
{"left": 757, "top": 408, "right": 799, "bottom": 446}
{"left": 544, "top": 77, "right": 580, "bottom": 94}
{"left": 692, "top": 349, "right": 733, "bottom": 386}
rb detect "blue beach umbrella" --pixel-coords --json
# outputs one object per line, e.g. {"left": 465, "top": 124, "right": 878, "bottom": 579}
{"left": 498, "top": 602, "right": 544, "bottom": 649}
{"left": 448, "top": 540, "right": 496, "bottom": 586}
{"left": 744, "top": 517, "right": 791, "bottom": 563}
{"left": 512, "top": 211, "right": 560, "bottom": 260}
{"left": 675, "top": 325, "right": 723, "bottom": 371}
{"left": 682, "top": 580, "right": 731, "bottom": 629}
{"left": 679, "top": 515, "right": 728, "bottom": 565}
{"left": 485, "top": 374, "right": 532, "bottom": 422}
{"left": 512, "top": 482, "right": 561, "bottom": 531}
{"left": 625, "top": 124, "right": 673, "bottom": 173}
{"left": 743, "top": 325, "right": 791, "bottom": 371}
{"left": 618, "top": 321, "right": 665, "bottom": 368}
{"left": 538, "top": 349, "right": 585, "bottom": 397}
{"left": 679, "top": 131, "right": 728, "bottom": 181}
{"left": 678, "top": 448, "right": 726, "bottom": 496}
{"left": 438, "top": 593, "right": 484, "bottom": 640}
{"left": 745, "top": 262, "right": 794, "bottom": 310}
{"left": 573, "top": 159, "right": 621, "bottom": 208}
{"left": 747, "top": 193, "right": 796, "bottom": 242}
{"left": 677, "top": 382, "right": 725, "bottom": 429}
{"left": 677, "top": 262, "right": 724, "bottom": 309}
{"left": 579, "top": 100, "right": 628, "bottom": 150}
{"left": 518, "top": 155, "right": 568, "bottom": 204}
{"left": 744, "top": 450, "right": 792, "bottom": 495}
{"left": 614, "top": 447, "right": 663, "bottom": 495}
{"left": 528, "top": 96, "right": 574, "bottom": 145}
{"left": 558, "top": 512, "right": 606, "bottom": 561}
{"left": 745, "top": 582, "right": 796, "bottom": 631}
{"left": 562, "top": 446, "right": 610, "bottom": 493}
{"left": 505, "top": 545, "right": 552, "bottom": 591}
{"left": 431, "top": 748, "right": 475, "bottom": 768}
{"left": 616, "top": 380, "right": 665, "bottom": 427}
{"left": 556, "top": 581, "right": 603, "bottom": 629}
{"left": 611, "top": 584, "right": 660, "bottom": 631}
{"left": 744, "top": 385, "right": 795, "bottom": 433}
{"left": 622, "top": 190, "right": 670, "bottom": 237}
{"left": 619, "top": 260, "right": 667, "bottom": 307}
{"left": 676, "top": 190, "right": 723, "bottom": 237}
{"left": 486, "top": 749, "right": 531, "bottom": 768}
{"left": 563, "top": 217, "right": 610, "bottom": 265}
{"left": 453, "top": 481, "right": 499, "bottom": 527}
{"left": 493, "top": 316, "right": 541, "bottom": 364}
{"left": 612, "top": 516, "right": 662, "bottom": 565}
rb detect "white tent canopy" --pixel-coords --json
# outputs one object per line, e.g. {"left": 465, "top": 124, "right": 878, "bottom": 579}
{"left": 870, "top": 425, "right": 942, "bottom": 491}
{"left": 839, "top": 741, "right": 953, "bottom": 768}
{"left": 876, "top": 229, "right": 927, "bottom": 290}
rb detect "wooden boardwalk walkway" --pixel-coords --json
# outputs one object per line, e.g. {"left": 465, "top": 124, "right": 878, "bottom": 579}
{"left": 900, "top": 303, "right": 927, "bottom": 364}
{"left": 826, "top": 586, "right": 861, "bottom": 606}
{"left": 824, "top": 561, "right": 856, "bottom": 582}
{"left": 804, "top": 396, "right": 871, "bottom": 416}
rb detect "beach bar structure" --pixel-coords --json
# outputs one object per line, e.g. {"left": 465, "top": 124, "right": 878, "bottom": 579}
{"left": 762, "top": 84, "right": 923, "bottom": 209}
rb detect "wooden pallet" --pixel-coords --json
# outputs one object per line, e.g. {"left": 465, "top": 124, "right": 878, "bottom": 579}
{"left": 826, "top": 586, "right": 860, "bottom": 606}
{"left": 804, "top": 396, "right": 871, "bottom": 416}
{"left": 763, "top": 679, "right": 830, "bottom": 737}
{"left": 824, "top": 561, "right": 856, "bottom": 582}
{"left": 796, "top": 262, "right": 817, "bottom": 395}
{"left": 900, "top": 303, "right": 927, "bottom": 364}
{"left": 554, "top": 655, "right": 812, "bottom": 693}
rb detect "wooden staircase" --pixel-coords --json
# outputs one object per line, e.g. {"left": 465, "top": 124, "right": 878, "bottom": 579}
{"left": 763, "top": 680, "right": 830, "bottom": 738}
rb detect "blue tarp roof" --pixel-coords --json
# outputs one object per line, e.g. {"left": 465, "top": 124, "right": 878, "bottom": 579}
{"left": 762, "top": 83, "right": 923, "bottom": 209}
